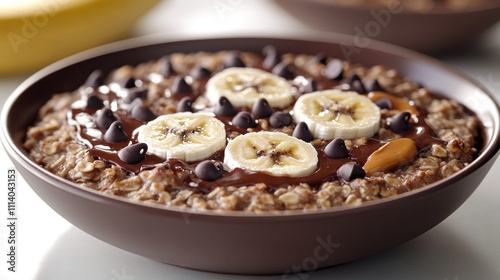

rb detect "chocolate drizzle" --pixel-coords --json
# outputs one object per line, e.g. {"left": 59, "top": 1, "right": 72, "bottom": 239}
{"left": 398, "top": 106, "right": 445, "bottom": 149}
{"left": 67, "top": 50, "right": 447, "bottom": 192}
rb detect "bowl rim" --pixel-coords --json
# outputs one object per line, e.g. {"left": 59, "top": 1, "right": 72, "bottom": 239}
{"left": 307, "top": 0, "right": 500, "bottom": 15}
{"left": 2, "top": 32, "right": 500, "bottom": 219}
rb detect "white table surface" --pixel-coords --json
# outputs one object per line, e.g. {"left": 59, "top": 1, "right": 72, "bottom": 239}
{"left": 1, "top": 1, "right": 499, "bottom": 279}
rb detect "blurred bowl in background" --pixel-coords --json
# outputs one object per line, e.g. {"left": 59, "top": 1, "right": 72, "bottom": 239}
{"left": 0, "top": 0, "right": 161, "bottom": 75}
{"left": 276, "top": 0, "right": 500, "bottom": 54}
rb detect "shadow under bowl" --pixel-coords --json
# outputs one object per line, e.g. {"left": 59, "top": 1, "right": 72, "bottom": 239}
{"left": 1, "top": 34, "right": 499, "bottom": 275}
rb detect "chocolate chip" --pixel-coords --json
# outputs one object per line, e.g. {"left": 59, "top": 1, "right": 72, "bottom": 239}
{"left": 104, "top": 121, "right": 128, "bottom": 143}
{"left": 170, "top": 75, "right": 193, "bottom": 94}
{"left": 367, "top": 79, "right": 386, "bottom": 92}
{"left": 375, "top": 98, "right": 392, "bottom": 110}
{"left": 127, "top": 98, "right": 143, "bottom": 113}
{"left": 84, "top": 70, "right": 104, "bottom": 89}
{"left": 122, "top": 87, "right": 148, "bottom": 104}
{"left": 348, "top": 74, "right": 361, "bottom": 83}
{"left": 214, "top": 96, "right": 237, "bottom": 116}
{"left": 232, "top": 111, "right": 257, "bottom": 129}
{"left": 195, "top": 160, "right": 224, "bottom": 181}
{"left": 86, "top": 95, "right": 104, "bottom": 109}
{"left": 324, "top": 59, "right": 343, "bottom": 80}
{"left": 118, "top": 143, "right": 148, "bottom": 164}
{"left": 347, "top": 74, "right": 367, "bottom": 94}
{"left": 122, "top": 77, "right": 137, "bottom": 89}
{"left": 272, "top": 61, "right": 295, "bottom": 79}
{"left": 324, "top": 138, "right": 349, "bottom": 159}
{"left": 337, "top": 162, "right": 365, "bottom": 181}
{"left": 293, "top": 122, "right": 314, "bottom": 142}
{"left": 177, "top": 97, "right": 194, "bottom": 112}
{"left": 269, "top": 112, "right": 292, "bottom": 128}
{"left": 252, "top": 98, "right": 273, "bottom": 119}
{"left": 223, "top": 52, "right": 245, "bottom": 68}
{"left": 262, "top": 45, "right": 280, "bottom": 69}
{"left": 159, "top": 55, "right": 176, "bottom": 76}
{"left": 96, "top": 108, "right": 117, "bottom": 129}
{"left": 388, "top": 111, "right": 412, "bottom": 133}
{"left": 130, "top": 104, "right": 156, "bottom": 122}
{"left": 308, "top": 53, "right": 328, "bottom": 66}
{"left": 418, "top": 146, "right": 431, "bottom": 158}
{"left": 301, "top": 78, "right": 317, "bottom": 94}
{"left": 190, "top": 65, "right": 211, "bottom": 80}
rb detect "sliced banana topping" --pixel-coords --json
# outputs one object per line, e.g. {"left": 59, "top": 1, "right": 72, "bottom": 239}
{"left": 205, "top": 67, "right": 294, "bottom": 109}
{"left": 293, "top": 90, "right": 381, "bottom": 140}
{"left": 224, "top": 131, "right": 318, "bottom": 178}
{"left": 137, "top": 112, "right": 226, "bottom": 162}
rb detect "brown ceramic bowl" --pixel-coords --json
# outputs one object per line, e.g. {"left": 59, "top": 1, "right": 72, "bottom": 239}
{"left": 276, "top": 0, "right": 500, "bottom": 54}
{"left": 1, "top": 35, "right": 500, "bottom": 275}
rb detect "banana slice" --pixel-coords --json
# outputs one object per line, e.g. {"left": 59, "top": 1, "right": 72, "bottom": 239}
{"left": 205, "top": 67, "right": 294, "bottom": 108}
{"left": 293, "top": 90, "right": 380, "bottom": 140}
{"left": 224, "top": 131, "right": 318, "bottom": 177}
{"left": 137, "top": 112, "right": 226, "bottom": 162}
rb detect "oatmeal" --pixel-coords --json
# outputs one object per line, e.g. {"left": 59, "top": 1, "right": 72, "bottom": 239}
{"left": 24, "top": 47, "right": 481, "bottom": 211}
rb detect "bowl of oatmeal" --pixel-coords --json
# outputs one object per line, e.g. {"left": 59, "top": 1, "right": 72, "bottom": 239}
{"left": 1, "top": 34, "right": 499, "bottom": 274}
{"left": 277, "top": 0, "right": 500, "bottom": 54}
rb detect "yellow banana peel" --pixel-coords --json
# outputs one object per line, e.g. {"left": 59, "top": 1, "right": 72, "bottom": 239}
{"left": 0, "top": 0, "right": 161, "bottom": 75}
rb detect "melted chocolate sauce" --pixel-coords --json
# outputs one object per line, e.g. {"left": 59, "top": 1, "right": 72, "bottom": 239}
{"left": 68, "top": 54, "right": 446, "bottom": 191}
{"left": 400, "top": 106, "right": 445, "bottom": 149}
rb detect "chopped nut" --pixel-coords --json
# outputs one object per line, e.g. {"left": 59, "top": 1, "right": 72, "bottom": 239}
{"left": 367, "top": 92, "right": 419, "bottom": 115}
{"left": 363, "top": 138, "right": 418, "bottom": 176}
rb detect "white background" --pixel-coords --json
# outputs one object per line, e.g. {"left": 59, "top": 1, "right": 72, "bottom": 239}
{"left": 1, "top": 0, "right": 499, "bottom": 279}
